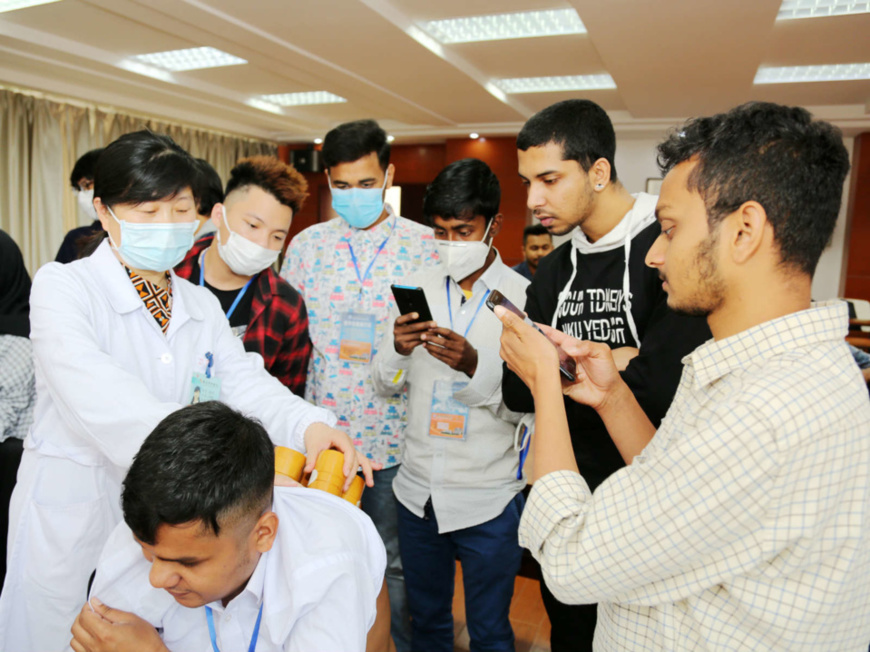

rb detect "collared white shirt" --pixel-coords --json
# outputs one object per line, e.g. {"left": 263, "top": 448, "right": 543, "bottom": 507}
{"left": 281, "top": 206, "right": 439, "bottom": 467}
{"left": 519, "top": 302, "right": 870, "bottom": 651}
{"left": 371, "top": 253, "right": 528, "bottom": 533}
{"left": 85, "top": 487, "right": 387, "bottom": 652}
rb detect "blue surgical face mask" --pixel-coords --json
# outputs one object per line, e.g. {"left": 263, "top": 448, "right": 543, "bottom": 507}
{"left": 106, "top": 206, "right": 197, "bottom": 272}
{"left": 329, "top": 173, "right": 388, "bottom": 229}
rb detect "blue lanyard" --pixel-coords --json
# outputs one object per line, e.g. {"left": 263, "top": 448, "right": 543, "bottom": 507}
{"left": 206, "top": 603, "right": 263, "bottom": 652}
{"left": 446, "top": 278, "right": 490, "bottom": 338}
{"left": 199, "top": 252, "right": 255, "bottom": 320}
{"left": 517, "top": 425, "right": 531, "bottom": 480}
{"left": 343, "top": 218, "right": 397, "bottom": 295}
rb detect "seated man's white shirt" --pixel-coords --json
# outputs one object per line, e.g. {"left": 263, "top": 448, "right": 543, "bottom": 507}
{"left": 520, "top": 301, "right": 870, "bottom": 651}
{"left": 84, "top": 487, "right": 386, "bottom": 652}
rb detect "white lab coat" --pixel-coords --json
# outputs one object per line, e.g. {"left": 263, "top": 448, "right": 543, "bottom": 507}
{"left": 0, "top": 241, "right": 335, "bottom": 652}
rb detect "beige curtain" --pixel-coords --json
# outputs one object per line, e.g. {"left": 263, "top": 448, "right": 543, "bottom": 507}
{"left": 0, "top": 88, "right": 277, "bottom": 274}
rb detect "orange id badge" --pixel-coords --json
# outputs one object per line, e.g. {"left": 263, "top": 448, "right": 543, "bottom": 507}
{"left": 428, "top": 380, "right": 469, "bottom": 440}
{"left": 339, "top": 312, "right": 376, "bottom": 364}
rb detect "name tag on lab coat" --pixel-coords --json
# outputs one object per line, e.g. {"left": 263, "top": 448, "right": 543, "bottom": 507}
{"left": 189, "top": 373, "right": 221, "bottom": 404}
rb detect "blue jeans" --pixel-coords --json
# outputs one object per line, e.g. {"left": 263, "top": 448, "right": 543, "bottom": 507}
{"left": 397, "top": 493, "right": 524, "bottom": 652}
{"left": 361, "top": 465, "right": 411, "bottom": 652}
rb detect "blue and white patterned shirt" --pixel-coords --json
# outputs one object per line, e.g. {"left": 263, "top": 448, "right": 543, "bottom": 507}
{"left": 281, "top": 206, "right": 438, "bottom": 467}
{"left": 520, "top": 301, "right": 870, "bottom": 651}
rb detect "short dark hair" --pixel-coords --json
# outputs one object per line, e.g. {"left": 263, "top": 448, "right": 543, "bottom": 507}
{"left": 122, "top": 402, "right": 274, "bottom": 545}
{"left": 517, "top": 99, "right": 617, "bottom": 181}
{"left": 225, "top": 156, "right": 308, "bottom": 214}
{"left": 70, "top": 148, "right": 104, "bottom": 189}
{"left": 657, "top": 101, "right": 850, "bottom": 276}
{"left": 322, "top": 119, "right": 390, "bottom": 171}
{"left": 194, "top": 159, "right": 224, "bottom": 217}
{"left": 523, "top": 223, "right": 551, "bottom": 245}
{"left": 94, "top": 131, "right": 199, "bottom": 208}
{"left": 422, "top": 158, "right": 500, "bottom": 226}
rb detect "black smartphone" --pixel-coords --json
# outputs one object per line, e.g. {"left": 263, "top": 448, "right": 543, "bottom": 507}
{"left": 391, "top": 284, "right": 433, "bottom": 323}
{"left": 486, "top": 289, "right": 577, "bottom": 382}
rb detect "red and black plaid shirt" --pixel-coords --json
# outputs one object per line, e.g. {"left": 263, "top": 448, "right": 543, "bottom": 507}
{"left": 176, "top": 235, "right": 312, "bottom": 396}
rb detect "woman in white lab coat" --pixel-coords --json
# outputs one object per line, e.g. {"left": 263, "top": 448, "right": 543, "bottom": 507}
{"left": 0, "top": 131, "right": 371, "bottom": 652}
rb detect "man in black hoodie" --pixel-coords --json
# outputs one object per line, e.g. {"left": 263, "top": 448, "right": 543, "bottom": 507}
{"left": 503, "top": 99, "right": 711, "bottom": 651}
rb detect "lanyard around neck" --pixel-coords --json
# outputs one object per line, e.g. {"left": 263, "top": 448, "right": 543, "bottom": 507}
{"left": 446, "top": 277, "right": 490, "bottom": 338}
{"left": 199, "top": 251, "right": 255, "bottom": 320}
{"left": 343, "top": 217, "right": 397, "bottom": 294}
{"left": 206, "top": 603, "right": 263, "bottom": 652}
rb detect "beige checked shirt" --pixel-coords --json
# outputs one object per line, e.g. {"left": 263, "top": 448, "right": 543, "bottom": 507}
{"left": 519, "top": 302, "right": 870, "bottom": 651}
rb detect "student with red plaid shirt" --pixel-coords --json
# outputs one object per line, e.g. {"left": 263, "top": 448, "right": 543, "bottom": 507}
{"left": 176, "top": 156, "right": 312, "bottom": 396}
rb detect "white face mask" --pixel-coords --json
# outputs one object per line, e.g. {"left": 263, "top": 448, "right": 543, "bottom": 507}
{"left": 435, "top": 220, "right": 493, "bottom": 282}
{"left": 77, "top": 188, "right": 97, "bottom": 223}
{"left": 216, "top": 205, "right": 280, "bottom": 277}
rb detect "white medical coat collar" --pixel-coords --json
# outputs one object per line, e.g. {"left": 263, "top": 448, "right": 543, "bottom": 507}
{"left": 89, "top": 239, "right": 205, "bottom": 325}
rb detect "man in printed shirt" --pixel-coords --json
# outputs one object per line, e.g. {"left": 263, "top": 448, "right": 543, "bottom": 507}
{"left": 497, "top": 102, "right": 870, "bottom": 651}
{"left": 281, "top": 119, "right": 438, "bottom": 652}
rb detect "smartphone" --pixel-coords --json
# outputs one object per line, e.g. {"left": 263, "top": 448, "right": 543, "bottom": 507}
{"left": 486, "top": 289, "right": 577, "bottom": 382}
{"left": 391, "top": 284, "right": 433, "bottom": 323}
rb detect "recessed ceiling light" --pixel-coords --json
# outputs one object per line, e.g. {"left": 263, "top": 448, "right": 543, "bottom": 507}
{"left": 0, "top": 0, "right": 61, "bottom": 11}
{"left": 777, "top": 0, "right": 870, "bottom": 20}
{"left": 493, "top": 74, "right": 617, "bottom": 94}
{"left": 245, "top": 98, "right": 283, "bottom": 115}
{"left": 421, "top": 9, "right": 586, "bottom": 44}
{"left": 469, "top": 132, "right": 480, "bottom": 139}
{"left": 387, "top": 135, "right": 396, "bottom": 143}
{"left": 314, "top": 138, "right": 323, "bottom": 145}
{"left": 133, "top": 47, "right": 246, "bottom": 72}
{"left": 754, "top": 62, "right": 870, "bottom": 83}
{"left": 256, "top": 91, "right": 347, "bottom": 107}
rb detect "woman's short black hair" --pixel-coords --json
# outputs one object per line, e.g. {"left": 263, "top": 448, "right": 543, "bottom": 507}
{"left": 94, "top": 130, "right": 199, "bottom": 209}
{"left": 422, "top": 158, "right": 500, "bottom": 226}
{"left": 122, "top": 402, "right": 274, "bottom": 545}
{"left": 322, "top": 119, "right": 390, "bottom": 171}
{"left": 657, "top": 101, "right": 850, "bottom": 276}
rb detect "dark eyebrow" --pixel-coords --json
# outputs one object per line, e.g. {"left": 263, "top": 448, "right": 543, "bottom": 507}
{"left": 155, "top": 554, "right": 207, "bottom": 564}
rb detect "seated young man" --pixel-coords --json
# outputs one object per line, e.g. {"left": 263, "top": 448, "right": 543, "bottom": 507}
{"left": 70, "top": 402, "right": 386, "bottom": 652}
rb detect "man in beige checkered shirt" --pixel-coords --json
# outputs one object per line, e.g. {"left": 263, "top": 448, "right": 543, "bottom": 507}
{"left": 497, "top": 102, "right": 870, "bottom": 651}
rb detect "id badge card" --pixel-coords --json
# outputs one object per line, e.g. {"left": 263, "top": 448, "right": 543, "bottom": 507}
{"left": 189, "top": 373, "right": 222, "bottom": 404}
{"left": 339, "top": 312, "right": 376, "bottom": 364}
{"left": 429, "top": 380, "right": 470, "bottom": 440}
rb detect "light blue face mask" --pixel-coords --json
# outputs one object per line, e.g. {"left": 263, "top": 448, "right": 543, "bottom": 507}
{"left": 329, "top": 173, "right": 388, "bottom": 229}
{"left": 106, "top": 206, "right": 197, "bottom": 272}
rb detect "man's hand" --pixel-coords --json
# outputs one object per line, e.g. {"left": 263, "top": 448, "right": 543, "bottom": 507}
{"left": 303, "top": 422, "right": 381, "bottom": 489}
{"left": 70, "top": 599, "right": 167, "bottom": 652}
{"left": 421, "top": 327, "right": 478, "bottom": 377}
{"left": 394, "top": 313, "right": 437, "bottom": 356}
{"left": 495, "top": 307, "right": 560, "bottom": 394}
{"left": 540, "top": 326, "right": 624, "bottom": 410}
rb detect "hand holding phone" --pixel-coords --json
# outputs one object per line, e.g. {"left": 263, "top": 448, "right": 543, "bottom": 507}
{"left": 391, "top": 284, "right": 436, "bottom": 356}
{"left": 486, "top": 289, "right": 577, "bottom": 382}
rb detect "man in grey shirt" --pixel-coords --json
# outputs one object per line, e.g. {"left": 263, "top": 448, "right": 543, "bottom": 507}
{"left": 372, "top": 159, "right": 527, "bottom": 652}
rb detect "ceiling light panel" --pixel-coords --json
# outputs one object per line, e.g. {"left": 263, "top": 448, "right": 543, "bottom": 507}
{"left": 754, "top": 62, "right": 870, "bottom": 83}
{"left": 494, "top": 74, "right": 616, "bottom": 94}
{"left": 256, "top": 91, "right": 347, "bottom": 106}
{"left": 0, "top": 0, "right": 61, "bottom": 12}
{"left": 132, "top": 47, "right": 246, "bottom": 72}
{"left": 777, "top": 0, "right": 870, "bottom": 20}
{"left": 422, "top": 9, "right": 586, "bottom": 44}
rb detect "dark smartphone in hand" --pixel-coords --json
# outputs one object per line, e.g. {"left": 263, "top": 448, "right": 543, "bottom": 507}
{"left": 486, "top": 289, "right": 577, "bottom": 382}
{"left": 391, "top": 284, "right": 434, "bottom": 323}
